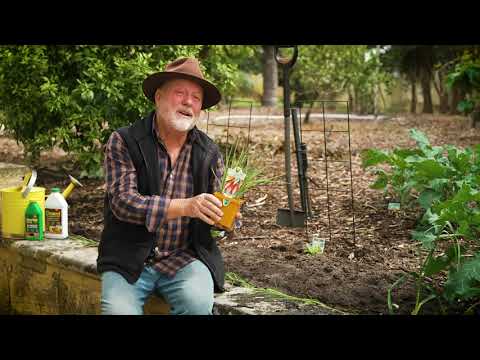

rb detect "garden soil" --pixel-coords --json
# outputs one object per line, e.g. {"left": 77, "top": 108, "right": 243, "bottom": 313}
{"left": 2, "top": 113, "right": 478, "bottom": 314}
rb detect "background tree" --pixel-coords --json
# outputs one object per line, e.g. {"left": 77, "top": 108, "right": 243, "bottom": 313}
{"left": 261, "top": 45, "right": 278, "bottom": 107}
{"left": 289, "top": 45, "right": 392, "bottom": 119}
{"left": 380, "top": 45, "right": 479, "bottom": 114}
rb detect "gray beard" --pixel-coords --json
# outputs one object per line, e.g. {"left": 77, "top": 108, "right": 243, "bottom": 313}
{"left": 170, "top": 114, "right": 197, "bottom": 132}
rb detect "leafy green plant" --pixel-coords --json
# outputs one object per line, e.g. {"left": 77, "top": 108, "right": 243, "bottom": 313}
{"left": 362, "top": 129, "right": 480, "bottom": 314}
{"left": 210, "top": 228, "right": 226, "bottom": 240}
{"left": 304, "top": 239, "right": 325, "bottom": 255}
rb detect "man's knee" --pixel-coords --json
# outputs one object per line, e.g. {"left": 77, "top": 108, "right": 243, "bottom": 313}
{"left": 101, "top": 297, "right": 143, "bottom": 315}
{"left": 171, "top": 285, "right": 214, "bottom": 315}
{"left": 170, "top": 262, "right": 214, "bottom": 315}
{"left": 100, "top": 271, "right": 144, "bottom": 315}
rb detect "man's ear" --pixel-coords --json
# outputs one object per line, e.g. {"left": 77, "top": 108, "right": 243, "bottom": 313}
{"left": 154, "top": 88, "right": 161, "bottom": 106}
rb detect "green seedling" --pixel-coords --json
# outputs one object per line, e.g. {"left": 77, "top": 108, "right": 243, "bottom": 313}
{"left": 211, "top": 229, "right": 226, "bottom": 239}
{"left": 304, "top": 239, "right": 325, "bottom": 255}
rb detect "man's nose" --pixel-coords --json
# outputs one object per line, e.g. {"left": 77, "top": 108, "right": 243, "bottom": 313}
{"left": 182, "top": 95, "right": 193, "bottom": 106}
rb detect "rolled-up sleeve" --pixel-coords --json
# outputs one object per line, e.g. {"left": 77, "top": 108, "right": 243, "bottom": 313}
{"left": 105, "top": 131, "right": 170, "bottom": 233}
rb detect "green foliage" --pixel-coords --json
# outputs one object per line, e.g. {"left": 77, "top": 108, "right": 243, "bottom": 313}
{"left": 291, "top": 45, "right": 393, "bottom": 114}
{"left": 362, "top": 129, "right": 480, "bottom": 313}
{"left": 446, "top": 51, "right": 480, "bottom": 116}
{"left": 0, "top": 45, "right": 239, "bottom": 177}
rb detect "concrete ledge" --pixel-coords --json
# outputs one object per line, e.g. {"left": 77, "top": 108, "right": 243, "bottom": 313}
{"left": 0, "top": 236, "right": 169, "bottom": 315}
{"left": 0, "top": 235, "right": 342, "bottom": 315}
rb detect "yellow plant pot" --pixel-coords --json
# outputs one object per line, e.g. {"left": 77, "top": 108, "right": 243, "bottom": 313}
{"left": 213, "top": 192, "right": 244, "bottom": 232}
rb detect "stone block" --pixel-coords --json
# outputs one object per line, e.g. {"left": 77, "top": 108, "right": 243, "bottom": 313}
{"left": 144, "top": 294, "right": 170, "bottom": 315}
{"left": 57, "top": 269, "right": 101, "bottom": 315}
{"left": 10, "top": 260, "right": 60, "bottom": 315}
{"left": 0, "top": 248, "right": 15, "bottom": 314}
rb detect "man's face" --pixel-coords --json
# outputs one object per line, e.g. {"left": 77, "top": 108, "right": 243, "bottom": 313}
{"left": 155, "top": 78, "right": 204, "bottom": 132}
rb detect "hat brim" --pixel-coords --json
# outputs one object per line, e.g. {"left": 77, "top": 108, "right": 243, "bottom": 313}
{"left": 143, "top": 72, "right": 221, "bottom": 110}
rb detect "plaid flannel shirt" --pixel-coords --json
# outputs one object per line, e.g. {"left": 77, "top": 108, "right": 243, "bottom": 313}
{"left": 104, "top": 119, "right": 223, "bottom": 278}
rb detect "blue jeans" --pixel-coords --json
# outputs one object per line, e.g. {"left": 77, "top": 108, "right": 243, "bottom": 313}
{"left": 100, "top": 260, "right": 214, "bottom": 315}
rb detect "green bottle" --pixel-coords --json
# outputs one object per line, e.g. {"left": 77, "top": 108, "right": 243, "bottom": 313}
{"left": 25, "top": 201, "right": 44, "bottom": 241}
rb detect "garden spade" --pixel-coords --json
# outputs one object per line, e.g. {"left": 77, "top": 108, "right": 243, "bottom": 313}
{"left": 291, "top": 107, "right": 312, "bottom": 217}
{"left": 274, "top": 45, "right": 306, "bottom": 227}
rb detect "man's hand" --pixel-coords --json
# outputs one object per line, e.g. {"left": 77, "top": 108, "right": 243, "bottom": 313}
{"left": 185, "top": 193, "right": 224, "bottom": 225}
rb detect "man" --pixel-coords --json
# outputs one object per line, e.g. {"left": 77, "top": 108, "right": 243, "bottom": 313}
{"left": 97, "top": 57, "right": 238, "bottom": 315}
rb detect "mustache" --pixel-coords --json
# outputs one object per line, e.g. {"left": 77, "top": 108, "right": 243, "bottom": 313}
{"left": 177, "top": 108, "right": 194, "bottom": 117}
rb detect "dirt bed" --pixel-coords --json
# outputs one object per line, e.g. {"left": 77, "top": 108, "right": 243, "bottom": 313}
{"left": 1, "top": 113, "right": 478, "bottom": 314}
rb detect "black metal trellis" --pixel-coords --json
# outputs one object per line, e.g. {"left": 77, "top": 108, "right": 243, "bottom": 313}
{"left": 295, "top": 100, "right": 357, "bottom": 246}
{"left": 205, "top": 98, "right": 253, "bottom": 154}
{"left": 204, "top": 97, "right": 356, "bottom": 247}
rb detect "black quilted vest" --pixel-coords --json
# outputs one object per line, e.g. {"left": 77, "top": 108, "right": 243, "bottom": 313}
{"left": 97, "top": 111, "right": 225, "bottom": 292}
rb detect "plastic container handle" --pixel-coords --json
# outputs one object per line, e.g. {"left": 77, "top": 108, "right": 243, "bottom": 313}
{"left": 21, "top": 169, "right": 37, "bottom": 198}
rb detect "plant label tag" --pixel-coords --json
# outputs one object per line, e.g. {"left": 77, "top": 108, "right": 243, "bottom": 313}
{"left": 222, "top": 166, "right": 246, "bottom": 198}
{"left": 388, "top": 202, "right": 401, "bottom": 210}
{"left": 308, "top": 234, "right": 326, "bottom": 254}
{"left": 311, "top": 239, "right": 326, "bottom": 254}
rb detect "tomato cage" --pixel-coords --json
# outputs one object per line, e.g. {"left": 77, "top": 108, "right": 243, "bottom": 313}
{"left": 204, "top": 98, "right": 254, "bottom": 151}
{"left": 292, "top": 100, "right": 357, "bottom": 247}
{"left": 272, "top": 45, "right": 356, "bottom": 249}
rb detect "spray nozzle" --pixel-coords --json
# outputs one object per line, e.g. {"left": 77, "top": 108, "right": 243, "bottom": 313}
{"left": 62, "top": 174, "right": 83, "bottom": 199}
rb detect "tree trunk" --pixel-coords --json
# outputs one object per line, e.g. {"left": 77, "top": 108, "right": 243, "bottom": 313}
{"left": 261, "top": 46, "right": 278, "bottom": 107}
{"left": 198, "top": 45, "right": 210, "bottom": 60}
{"left": 353, "top": 86, "right": 360, "bottom": 114}
{"left": 348, "top": 86, "right": 354, "bottom": 114}
{"left": 472, "top": 109, "right": 480, "bottom": 128}
{"left": 409, "top": 73, "right": 417, "bottom": 114}
{"left": 439, "top": 94, "right": 449, "bottom": 114}
{"left": 420, "top": 69, "right": 433, "bottom": 114}
{"left": 450, "top": 85, "right": 465, "bottom": 114}
{"left": 433, "top": 70, "right": 449, "bottom": 114}
{"left": 304, "top": 102, "right": 314, "bottom": 124}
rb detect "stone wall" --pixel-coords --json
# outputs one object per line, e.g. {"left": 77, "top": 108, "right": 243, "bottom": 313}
{"left": 0, "top": 238, "right": 170, "bottom": 314}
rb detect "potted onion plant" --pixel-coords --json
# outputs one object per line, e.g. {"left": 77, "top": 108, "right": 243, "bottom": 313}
{"left": 212, "top": 141, "right": 272, "bottom": 232}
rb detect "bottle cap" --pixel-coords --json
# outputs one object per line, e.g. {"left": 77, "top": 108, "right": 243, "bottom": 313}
{"left": 51, "top": 187, "right": 61, "bottom": 193}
